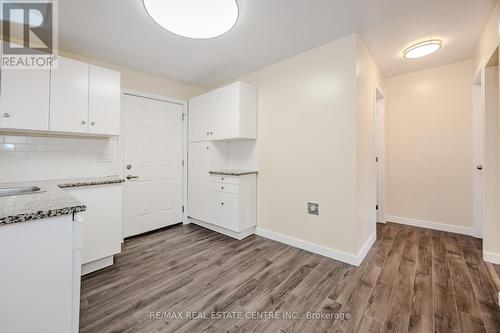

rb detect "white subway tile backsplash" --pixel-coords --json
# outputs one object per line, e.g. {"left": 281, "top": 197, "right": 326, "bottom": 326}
{"left": 27, "top": 137, "right": 49, "bottom": 144}
{"left": 5, "top": 136, "right": 27, "bottom": 144}
{"left": 15, "top": 144, "right": 37, "bottom": 152}
{"left": 0, "top": 144, "right": 15, "bottom": 152}
{"left": 0, "top": 135, "right": 119, "bottom": 183}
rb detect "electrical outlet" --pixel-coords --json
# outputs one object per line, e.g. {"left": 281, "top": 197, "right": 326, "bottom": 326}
{"left": 308, "top": 202, "right": 319, "bottom": 215}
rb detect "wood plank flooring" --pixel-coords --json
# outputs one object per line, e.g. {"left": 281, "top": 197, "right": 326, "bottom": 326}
{"left": 80, "top": 223, "right": 500, "bottom": 332}
{"left": 486, "top": 262, "right": 500, "bottom": 307}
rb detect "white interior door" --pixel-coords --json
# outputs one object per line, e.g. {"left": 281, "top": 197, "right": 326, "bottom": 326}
{"left": 122, "top": 94, "right": 184, "bottom": 238}
{"left": 473, "top": 71, "right": 485, "bottom": 238}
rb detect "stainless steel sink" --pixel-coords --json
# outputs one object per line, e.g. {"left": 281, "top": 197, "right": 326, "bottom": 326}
{"left": 0, "top": 186, "right": 45, "bottom": 197}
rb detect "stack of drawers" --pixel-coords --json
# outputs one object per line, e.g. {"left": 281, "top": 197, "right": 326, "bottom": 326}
{"left": 209, "top": 174, "right": 256, "bottom": 233}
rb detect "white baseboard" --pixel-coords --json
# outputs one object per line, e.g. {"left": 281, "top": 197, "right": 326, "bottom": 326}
{"left": 188, "top": 218, "right": 255, "bottom": 240}
{"left": 385, "top": 215, "right": 475, "bottom": 237}
{"left": 255, "top": 227, "right": 375, "bottom": 267}
{"left": 358, "top": 232, "right": 377, "bottom": 265}
{"left": 484, "top": 251, "right": 500, "bottom": 265}
{"left": 81, "top": 256, "right": 114, "bottom": 276}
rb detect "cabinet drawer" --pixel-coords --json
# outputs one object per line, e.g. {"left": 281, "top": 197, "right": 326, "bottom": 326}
{"left": 209, "top": 175, "right": 240, "bottom": 185}
{"left": 210, "top": 182, "right": 239, "bottom": 194}
{"left": 210, "top": 191, "right": 239, "bottom": 232}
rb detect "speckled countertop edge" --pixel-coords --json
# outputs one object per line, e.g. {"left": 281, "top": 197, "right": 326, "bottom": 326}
{"left": 0, "top": 176, "right": 124, "bottom": 226}
{"left": 209, "top": 170, "right": 258, "bottom": 176}
{"left": 58, "top": 177, "right": 125, "bottom": 188}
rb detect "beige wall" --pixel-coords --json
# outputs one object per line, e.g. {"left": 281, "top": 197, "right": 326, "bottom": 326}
{"left": 59, "top": 51, "right": 203, "bottom": 100}
{"left": 239, "top": 34, "right": 381, "bottom": 257}
{"left": 384, "top": 60, "right": 474, "bottom": 228}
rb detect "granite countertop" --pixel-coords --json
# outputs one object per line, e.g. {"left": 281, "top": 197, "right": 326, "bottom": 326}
{"left": 209, "top": 170, "right": 258, "bottom": 176}
{"left": 0, "top": 176, "right": 124, "bottom": 225}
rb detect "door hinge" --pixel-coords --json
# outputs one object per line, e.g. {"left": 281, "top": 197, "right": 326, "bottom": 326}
{"left": 376, "top": 157, "right": 379, "bottom": 162}
{"left": 182, "top": 160, "right": 185, "bottom": 167}
{"left": 182, "top": 205, "right": 185, "bottom": 213}
{"left": 376, "top": 205, "right": 379, "bottom": 210}
{"left": 182, "top": 113, "right": 186, "bottom": 121}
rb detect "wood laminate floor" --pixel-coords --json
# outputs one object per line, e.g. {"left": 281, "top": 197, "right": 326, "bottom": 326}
{"left": 80, "top": 223, "right": 500, "bottom": 333}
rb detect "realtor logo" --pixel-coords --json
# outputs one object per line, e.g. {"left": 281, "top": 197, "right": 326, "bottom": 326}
{"left": 1, "top": 0, "right": 58, "bottom": 69}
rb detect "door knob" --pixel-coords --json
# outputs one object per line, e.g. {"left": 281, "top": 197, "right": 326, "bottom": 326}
{"left": 477, "top": 165, "right": 483, "bottom": 171}
{"left": 126, "top": 175, "right": 139, "bottom": 180}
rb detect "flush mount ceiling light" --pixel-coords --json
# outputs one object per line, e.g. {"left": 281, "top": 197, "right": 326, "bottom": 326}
{"left": 403, "top": 40, "right": 442, "bottom": 59}
{"left": 143, "top": 0, "right": 239, "bottom": 39}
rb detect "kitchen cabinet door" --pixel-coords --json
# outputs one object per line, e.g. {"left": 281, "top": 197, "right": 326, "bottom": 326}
{"left": 210, "top": 190, "right": 239, "bottom": 231}
{"left": 188, "top": 93, "right": 212, "bottom": 142}
{"left": 64, "top": 184, "right": 122, "bottom": 265}
{"left": 50, "top": 57, "right": 90, "bottom": 133}
{"left": 0, "top": 64, "right": 50, "bottom": 131}
{"left": 210, "top": 83, "right": 237, "bottom": 141}
{"left": 88, "top": 65, "right": 121, "bottom": 135}
{"left": 188, "top": 142, "right": 211, "bottom": 222}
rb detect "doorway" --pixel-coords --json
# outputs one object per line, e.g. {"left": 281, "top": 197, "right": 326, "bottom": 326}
{"left": 121, "top": 93, "right": 185, "bottom": 238}
{"left": 472, "top": 69, "right": 485, "bottom": 238}
{"left": 375, "top": 87, "right": 385, "bottom": 223}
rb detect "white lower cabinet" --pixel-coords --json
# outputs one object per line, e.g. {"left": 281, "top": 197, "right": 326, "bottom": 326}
{"left": 0, "top": 215, "right": 81, "bottom": 333}
{"left": 64, "top": 184, "right": 122, "bottom": 274}
{"left": 209, "top": 175, "right": 256, "bottom": 233}
{"left": 211, "top": 191, "right": 239, "bottom": 231}
{"left": 188, "top": 141, "right": 257, "bottom": 239}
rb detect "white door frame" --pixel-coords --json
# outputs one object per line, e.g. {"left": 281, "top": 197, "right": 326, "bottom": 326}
{"left": 472, "top": 69, "right": 485, "bottom": 238}
{"left": 119, "top": 89, "right": 188, "bottom": 226}
{"left": 375, "top": 85, "right": 386, "bottom": 224}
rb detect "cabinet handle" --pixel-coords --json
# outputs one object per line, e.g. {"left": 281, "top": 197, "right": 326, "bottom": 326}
{"left": 210, "top": 131, "right": 213, "bottom": 135}
{"left": 81, "top": 120, "right": 86, "bottom": 125}
{"left": 221, "top": 202, "right": 224, "bottom": 206}
{"left": 221, "top": 186, "right": 224, "bottom": 190}
{"left": 2, "top": 113, "right": 10, "bottom": 118}
{"left": 90, "top": 121, "right": 96, "bottom": 126}
{"left": 221, "top": 177, "right": 224, "bottom": 181}
{"left": 206, "top": 131, "right": 210, "bottom": 135}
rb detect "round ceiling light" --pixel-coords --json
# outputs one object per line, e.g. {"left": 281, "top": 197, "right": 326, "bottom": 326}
{"left": 403, "top": 40, "right": 442, "bottom": 59}
{"left": 143, "top": 0, "right": 239, "bottom": 39}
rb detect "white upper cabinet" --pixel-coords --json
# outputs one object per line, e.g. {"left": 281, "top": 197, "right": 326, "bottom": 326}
{"left": 50, "top": 57, "right": 90, "bottom": 133}
{"left": 188, "top": 81, "right": 257, "bottom": 142}
{"left": 88, "top": 65, "right": 121, "bottom": 136}
{"left": 0, "top": 65, "right": 50, "bottom": 131}
{"left": 188, "top": 92, "right": 212, "bottom": 142}
{"left": 0, "top": 50, "right": 120, "bottom": 136}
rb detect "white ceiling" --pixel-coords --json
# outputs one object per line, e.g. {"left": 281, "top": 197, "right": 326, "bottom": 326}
{"left": 58, "top": 0, "right": 496, "bottom": 88}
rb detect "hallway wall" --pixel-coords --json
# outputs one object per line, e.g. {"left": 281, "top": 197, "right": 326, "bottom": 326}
{"left": 384, "top": 60, "right": 474, "bottom": 233}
